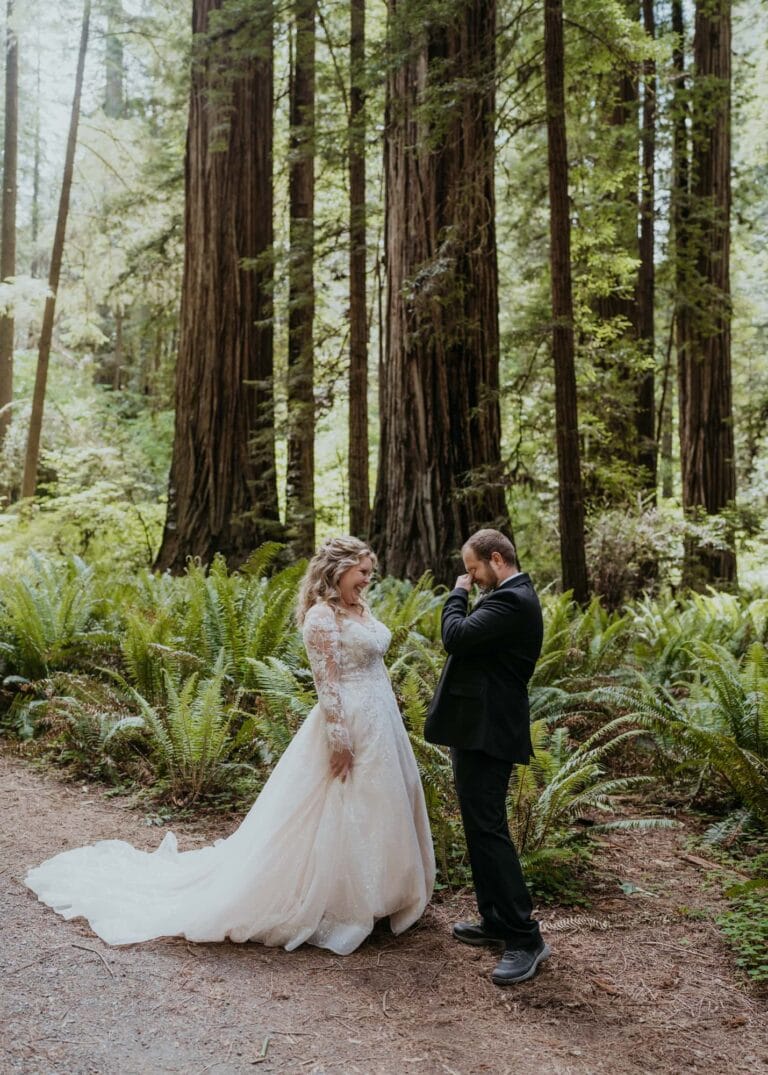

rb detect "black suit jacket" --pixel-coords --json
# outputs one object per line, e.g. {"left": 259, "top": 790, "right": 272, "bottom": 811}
{"left": 424, "top": 573, "right": 543, "bottom": 764}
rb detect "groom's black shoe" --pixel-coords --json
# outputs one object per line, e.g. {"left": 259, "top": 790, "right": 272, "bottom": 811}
{"left": 452, "top": 921, "right": 505, "bottom": 947}
{"left": 491, "top": 939, "right": 551, "bottom": 986}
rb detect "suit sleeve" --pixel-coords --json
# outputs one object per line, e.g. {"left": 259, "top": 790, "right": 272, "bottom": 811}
{"left": 441, "top": 588, "right": 516, "bottom": 655}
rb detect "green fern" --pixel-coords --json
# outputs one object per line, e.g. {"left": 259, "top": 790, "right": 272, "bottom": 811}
{"left": 593, "top": 681, "right": 768, "bottom": 827}
{"left": 507, "top": 714, "right": 676, "bottom": 862}
{"left": 532, "top": 593, "right": 630, "bottom": 690}
{"left": 0, "top": 554, "right": 114, "bottom": 679}
{"left": 130, "top": 651, "right": 241, "bottom": 803}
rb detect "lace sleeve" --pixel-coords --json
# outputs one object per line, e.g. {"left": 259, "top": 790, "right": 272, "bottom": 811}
{"left": 303, "top": 604, "right": 352, "bottom": 753}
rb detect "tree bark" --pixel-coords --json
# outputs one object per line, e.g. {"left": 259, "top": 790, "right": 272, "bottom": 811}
{"left": 0, "top": 0, "right": 18, "bottom": 446}
{"left": 677, "top": 0, "right": 736, "bottom": 586}
{"left": 372, "top": 0, "right": 509, "bottom": 584}
{"left": 155, "top": 0, "right": 280, "bottom": 570}
{"left": 669, "top": 0, "right": 688, "bottom": 502}
{"left": 636, "top": 0, "right": 657, "bottom": 492}
{"left": 544, "top": 0, "right": 588, "bottom": 601}
{"left": 285, "top": 0, "right": 316, "bottom": 558}
{"left": 348, "top": 0, "right": 369, "bottom": 538}
{"left": 22, "top": 0, "right": 90, "bottom": 498}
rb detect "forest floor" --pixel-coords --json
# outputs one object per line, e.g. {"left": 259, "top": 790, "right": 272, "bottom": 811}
{"left": 1, "top": 749, "right": 767, "bottom": 1075}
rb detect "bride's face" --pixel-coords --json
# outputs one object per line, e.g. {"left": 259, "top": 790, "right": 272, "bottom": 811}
{"left": 339, "top": 555, "right": 373, "bottom": 605}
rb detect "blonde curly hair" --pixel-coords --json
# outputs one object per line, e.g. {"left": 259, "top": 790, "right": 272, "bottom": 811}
{"left": 295, "top": 536, "right": 378, "bottom": 625}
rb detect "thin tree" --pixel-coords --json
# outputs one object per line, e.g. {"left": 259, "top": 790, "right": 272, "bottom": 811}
{"left": 636, "top": 0, "right": 657, "bottom": 492}
{"left": 372, "top": 0, "right": 509, "bottom": 584}
{"left": 544, "top": 0, "right": 588, "bottom": 601}
{"left": 22, "top": 0, "right": 91, "bottom": 498}
{"left": 677, "top": 0, "right": 736, "bottom": 585}
{"left": 665, "top": 0, "right": 689, "bottom": 501}
{"left": 285, "top": 0, "right": 316, "bottom": 558}
{"left": 155, "top": 0, "right": 280, "bottom": 570}
{"left": 348, "top": 0, "right": 369, "bottom": 537}
{"left": 31, "top": 31, "right": 41, "bottom": 255}
{"left": 0, "top": 0, "right": 18, "bottom": 446}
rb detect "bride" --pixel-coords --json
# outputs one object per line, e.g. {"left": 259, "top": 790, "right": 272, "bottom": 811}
{"left": 25, "top": 537, "right": 435, "bottom": 955}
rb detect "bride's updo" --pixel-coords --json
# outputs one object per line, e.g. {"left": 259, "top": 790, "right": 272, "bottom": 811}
{"left": 295, "top": 536, "right": 378, "bottom": 625}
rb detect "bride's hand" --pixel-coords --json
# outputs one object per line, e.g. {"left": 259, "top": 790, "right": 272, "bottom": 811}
{"left": 330, "top": 745, "right": 354, "bottom": 782}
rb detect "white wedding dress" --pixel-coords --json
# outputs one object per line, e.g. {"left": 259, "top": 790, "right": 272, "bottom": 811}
{"left": 25, "top": 603, "right": 435, "bottom": 955}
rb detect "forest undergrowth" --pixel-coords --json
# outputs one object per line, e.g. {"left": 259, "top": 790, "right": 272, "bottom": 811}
{"left": 1, "top": 546, "right": 767, "bottom": 989}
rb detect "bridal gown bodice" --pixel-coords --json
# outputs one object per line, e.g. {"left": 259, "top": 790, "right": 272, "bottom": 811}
{"left": 25, "top": 603, "right": 436, "bottom": 955}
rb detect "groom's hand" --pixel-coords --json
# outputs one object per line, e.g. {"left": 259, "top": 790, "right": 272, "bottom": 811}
{"left": 454, "top": 573, "right": 472, "bottom": 592}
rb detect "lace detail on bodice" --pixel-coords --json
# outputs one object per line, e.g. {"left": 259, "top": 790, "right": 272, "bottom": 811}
{"left": 302, "top": 602, "right": 392, "bottom": 752}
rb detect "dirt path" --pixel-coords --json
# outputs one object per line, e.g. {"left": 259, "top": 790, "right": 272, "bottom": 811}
{"left": 1, "top": 751, "right": 766, "bottom": 1075}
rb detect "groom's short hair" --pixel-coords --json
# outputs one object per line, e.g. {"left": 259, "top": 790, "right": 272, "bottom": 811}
{"left": 463, "top": 529, "right": 518, "bottom": 567}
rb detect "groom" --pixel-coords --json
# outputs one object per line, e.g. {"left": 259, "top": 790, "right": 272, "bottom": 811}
{"left": 424, "top": 528, "right": 548, "bottom": 985}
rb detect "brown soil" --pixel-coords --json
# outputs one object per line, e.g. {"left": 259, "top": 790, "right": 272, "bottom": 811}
{"left": 1, "top": 750, "right": 767, "bottom": 1075}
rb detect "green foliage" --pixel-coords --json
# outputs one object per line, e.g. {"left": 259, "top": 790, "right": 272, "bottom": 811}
{"left": 532, "top": 593, "right": 630, "bottom": 689}
{"left": 594, "top": 681, "right": 768, "bottom": 828}
{"left": 370, "top": 573, "right": 444, "bottom": 646}
{"left": 0, "top": 353, "right": 171, "bottom": 571}
{"left": 174, "top": 552, "right": 305, "bottom": 687}
{"left": 2, "top": 550, "right": 767, "bottom": 902}
{"left": 718, "top": 879, "right": 768, "bottom": 984}
{"left": 42, "top": 676, "right": 146, "bottom": 782}
{"left": 509, "top": 714, "right": 676, "bottom": 893}
{"left": 627, "top": 591, "right": 768, "bottom": 688}
{"left": 247, "top": 653, "right": 315, "bottom": 763}
{"left": 130, "top": 653, "right": 246, "bottom": 804}
{"left": 0, "top": 554, "right": 113, "bottom": 681}
{"left": 687, "top": 642, "right": 768, "bottom": 756}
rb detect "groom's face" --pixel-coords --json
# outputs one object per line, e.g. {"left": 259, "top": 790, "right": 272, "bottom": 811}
{"left": 462, "top": 548, "right": 499, "bottom": 592}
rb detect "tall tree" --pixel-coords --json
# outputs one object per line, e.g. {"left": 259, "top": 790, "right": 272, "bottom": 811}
{"left": 636, "top": 0, "right": 657, "bottom": 492}
{"left": 0, "top": 0, "right": 18, "bottom": 446}
{"left": 677, "top": 0, "right": 736, "bottom": 585}
{"left": 544, "top": 0, "right": 588, "bottom": 601}
{"left": 22, "top": 0, "right": 91, "bottom": 498}
{"left": 372, "top": 0, "right": 509, "bottom": 584}
{"left": 155, "top": 0, "right": 280, "bottom": 570}
{"left": 348, "top": 0, "right": 369, "bottom": 537}
{"left": 285, "top": 0, "right": 316, "bottom": 558}
{"left": 668, "top": 0, "right": 689, "bottom": 501}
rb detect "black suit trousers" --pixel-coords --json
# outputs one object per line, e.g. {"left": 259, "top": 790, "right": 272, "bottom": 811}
{"left": 451, "top": 747, "right": 541, "bottom": 950}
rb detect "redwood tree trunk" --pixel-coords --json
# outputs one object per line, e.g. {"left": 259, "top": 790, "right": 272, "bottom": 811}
{"left": 0, "top": 0, "right": 18, "bottom": 446}
{"left": 678, "top": 0, "right": 736, "bottom": 586}
{"left": 348, "top": 0, "right": 370, "bottom": 538}
{"left": 22, "top": 0, "right": 90, "bottom": 499}
{"left": 636, "top": 0, "right": 657, "bottom": 492}
{"left": 544, "top": 0, "right": 588, "bottom": 601}
{"left": 372, "top": 0, "right": 509, "bottom": 584}
{"left": 155, "top": 0, "right": 279, "bottom": 570}
{"left": 285, "top": 0, "right": 316, "bottom": 558}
